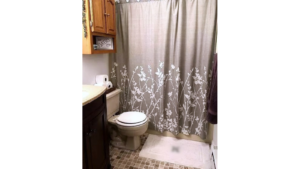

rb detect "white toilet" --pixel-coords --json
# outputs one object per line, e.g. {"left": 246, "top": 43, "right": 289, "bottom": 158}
{"left": 106, "top": 89, "right": 149, "bottom": 150}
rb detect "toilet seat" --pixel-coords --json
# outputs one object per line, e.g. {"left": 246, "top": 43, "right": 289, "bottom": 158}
{"left": 116, "top": 118, "right": 148, "bottom": 127}
{"left": 116, "top": 112, "right": 148, "bottom": 127}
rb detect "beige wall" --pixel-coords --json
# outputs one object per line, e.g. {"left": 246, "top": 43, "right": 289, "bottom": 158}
{"left": 82, "top": 54, "right": 110, "bottom": 85}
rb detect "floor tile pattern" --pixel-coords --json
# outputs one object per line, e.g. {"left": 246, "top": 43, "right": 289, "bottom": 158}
{"left": 109, "top": 133, "right": 201, "bottom": 169}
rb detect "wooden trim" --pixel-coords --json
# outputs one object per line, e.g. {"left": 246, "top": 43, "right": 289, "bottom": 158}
{"left": 92, "top": 50, "right": 115, "bottom": 54}
{"left": 91, "top": 32, "right": 114, "bottom": 37}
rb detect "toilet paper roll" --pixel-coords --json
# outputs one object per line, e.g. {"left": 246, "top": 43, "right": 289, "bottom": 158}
{"left": 95, "top": 75, "right": 108, "bottom": 84}
{"left": 106, "top": 81, "right": 113, "bottom": 89}
{"left": 94, "top": 81, "right": 113, "bottom": 89}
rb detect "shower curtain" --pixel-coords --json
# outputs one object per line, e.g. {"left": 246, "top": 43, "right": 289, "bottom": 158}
{"left": 110, "top": 0, "right": 217, "bottom": 139}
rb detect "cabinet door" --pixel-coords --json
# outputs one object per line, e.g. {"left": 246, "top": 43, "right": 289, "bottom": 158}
{"left": 83, "top": 149, "right": 87, "bottom": 169}
{"left": 83, "top": 123, "right": 91, "bottom": 169}
{"left": 90, "top": 0, "right": 106, "bottom": 33}
{"left": 105, "top": 0, "right": 116, "bottom": 35}
{"left": 89, "top": 111, "right": 109, "bottom": 169}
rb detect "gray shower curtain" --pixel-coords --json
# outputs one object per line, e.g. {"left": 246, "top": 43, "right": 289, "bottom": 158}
{"left": 110, "top": 0, "right": 217, "bottom": 139}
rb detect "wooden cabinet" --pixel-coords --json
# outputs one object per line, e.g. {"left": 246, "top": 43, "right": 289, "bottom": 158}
{"left": 105, "top": 0, "right": 116, "bottom": 35}
{"left": 83, "top": 94, "right": 111, "bottom": 169}
{"left": 90, "top": 0, "right": 106, "bottom": 34}
{"left": 83, "top": 0, "right": 116, "bottom": 54}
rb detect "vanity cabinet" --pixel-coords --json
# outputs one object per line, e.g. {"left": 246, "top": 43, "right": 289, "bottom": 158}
{"left": 83, "top": 0, "right": 116, "bottom": 54}
{"left": 83, "top": 94, "right": 111, "bottom": 169}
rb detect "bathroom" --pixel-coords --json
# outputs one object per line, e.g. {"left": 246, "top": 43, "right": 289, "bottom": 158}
{"left": 83, "top": 0, "right": 217, "bottom": 168}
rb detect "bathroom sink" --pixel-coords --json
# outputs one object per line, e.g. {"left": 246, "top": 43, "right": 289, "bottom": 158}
{"left": 82, "top": 91, "right": 89, "bottom": 98}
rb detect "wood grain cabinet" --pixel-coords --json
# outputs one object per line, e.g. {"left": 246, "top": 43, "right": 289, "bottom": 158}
{"left": 83, "top": 0, "right": 116, "bottom": 54}
{"left": 83, "top": 94, "right": 111, "bottom": 169}
{"left": 105, "top": 0, "right": 116, "bottom": 35}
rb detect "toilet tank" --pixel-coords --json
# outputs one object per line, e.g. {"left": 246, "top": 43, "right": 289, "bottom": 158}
{"left": 106, "top": 89, "right": 122, "bottom": 119}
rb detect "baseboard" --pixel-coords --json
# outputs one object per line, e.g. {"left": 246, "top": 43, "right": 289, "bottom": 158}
{"left": 146, "top": 129, "right": 212, "bottom": 143}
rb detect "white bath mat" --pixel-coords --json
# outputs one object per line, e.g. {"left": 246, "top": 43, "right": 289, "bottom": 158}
{"left": 139, "top": 134, "right": 211, "bottom": 168}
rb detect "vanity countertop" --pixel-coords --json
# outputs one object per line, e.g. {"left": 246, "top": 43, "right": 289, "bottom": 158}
{"left": 82, "top": 85, "right": 106, "bottom": 106}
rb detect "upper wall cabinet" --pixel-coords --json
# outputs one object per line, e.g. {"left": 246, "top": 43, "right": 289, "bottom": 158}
{"left": 105, "top": 0, "right": 116, "bottom": 35}
{"left": 90, "top": 0, "right": 106, "bottom": 34}
{"left": 83, "top": 0, "right": 116, "bottom": 54}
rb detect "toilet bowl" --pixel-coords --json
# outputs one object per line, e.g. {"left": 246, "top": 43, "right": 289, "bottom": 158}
{"left": 106, "top": 89, "right": 149, "bottom": 150}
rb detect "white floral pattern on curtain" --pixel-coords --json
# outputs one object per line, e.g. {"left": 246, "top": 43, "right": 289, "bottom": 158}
{"left": 111, "top": 61, "right": 212, "bottom": 137}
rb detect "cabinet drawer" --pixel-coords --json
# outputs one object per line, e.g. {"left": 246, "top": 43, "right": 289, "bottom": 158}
{"left": 83, "top": 94, "right": 105, "bottom": 119}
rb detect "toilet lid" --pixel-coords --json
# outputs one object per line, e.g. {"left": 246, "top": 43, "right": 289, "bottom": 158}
{"left": 116, "top": 118, "right": 148, "bottom": 127}
{"left": 117, "top": 111, "right": 147, "bottom": 124}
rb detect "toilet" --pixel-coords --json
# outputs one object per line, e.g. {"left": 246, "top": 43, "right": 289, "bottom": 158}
{"left": 106, "top": 89, "right": 149, "bottom": 150}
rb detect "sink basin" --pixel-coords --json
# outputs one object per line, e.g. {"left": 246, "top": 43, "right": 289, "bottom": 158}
{"left": 82, "top": 91, "right": 89, "bottom": 98}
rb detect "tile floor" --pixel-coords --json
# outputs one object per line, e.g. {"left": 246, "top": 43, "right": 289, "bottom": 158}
{"left": 109, "top": 133, "right": 201, "bottom": 169}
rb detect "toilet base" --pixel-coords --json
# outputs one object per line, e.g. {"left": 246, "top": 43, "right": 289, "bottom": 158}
{"left": 111, "top": 136, "right": 141, "bottom": 150}
{"left": 109, "top": 123, "right": 142, "bottom": 150}
{"left": 125, "top": 136, "right": 141, "bottom": 150}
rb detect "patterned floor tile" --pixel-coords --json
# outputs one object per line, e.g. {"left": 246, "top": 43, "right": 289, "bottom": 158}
{"left": 109, "top": 133, "right": 201, "bottom": 169}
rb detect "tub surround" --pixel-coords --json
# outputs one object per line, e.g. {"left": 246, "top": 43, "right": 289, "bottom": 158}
{"left": 82, "top": 85, "right": 106, "bottom": 106}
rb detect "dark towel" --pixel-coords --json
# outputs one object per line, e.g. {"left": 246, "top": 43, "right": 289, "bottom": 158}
{"left": 207, "top": 53, "right": 217, "bottom": 124}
